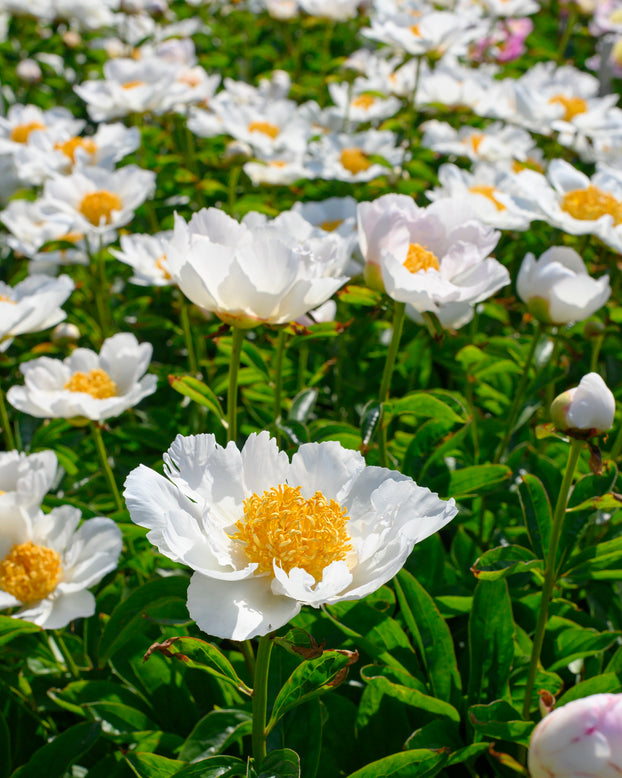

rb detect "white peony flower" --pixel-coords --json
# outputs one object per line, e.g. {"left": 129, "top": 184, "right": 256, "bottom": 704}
{"left": 0, "top": 506, "right": 122, "bottom": 629}
{"left": 124, "top": 432, "right": 457, "bottom": 640}
{"left": 0, "top": 450, "right": 58, "bottom": 514}
{"left": 7, "top": 333, "right": 157, "bottom": 422}
{"left": 164, "top": 208, "right": 348, "bottom": 328}
{"left": 550, "top": 373, "right": 615, "bottom": 436}
{"left": 516, "top": 246, "right": 610, "bottom": 324}
{"left": 0, "top": 275, "right": 74, "bottom": 352}
{"left": 357, "top": 194, "right": 508, "bottom": 319}
{"left": 110, "top": 231, "right": 174, "bottom": 286}
{"left": 529, "top": 694, "right": 622, "bottom": 778}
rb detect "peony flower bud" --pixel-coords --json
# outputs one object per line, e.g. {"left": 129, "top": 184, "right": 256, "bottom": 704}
{"left": 529, "top": 693, "right": 622, "bottom": 778}
{"left": 517, "top": 246, "right": 610, "bottom": 325}
{"left": 550, "top": 373, "right": 615, "bottom": 436}
{"left": 16, "top": 59, "right": 42, "bottom": 84}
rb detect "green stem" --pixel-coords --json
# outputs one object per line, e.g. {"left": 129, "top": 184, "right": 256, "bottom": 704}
{"left": 297, "top": 343, "right": 309, "bottom": 392}
{"left": 228, "top": 165, "right": 242, "bottom": 215}
{"left": 494, "top": 323, "right": 544, "bottom": 463}
{"left": 378, "top": 301, "right": 406, "bottom": 468}
{"left": 521, "top": 438, "right": 583, "bottom": 720}
{"left": 179, "top": 296, "right": 199, "bottom": 375}
{"left": 93, "top": 240, "right": 110, "bottom": 342}
{"left": 544, "top": 329, "right": 563, "bottom": 412}
{"left": 557, "top": 4, "right": 577, "bottom": 64}
{"left": 238, "top": 639, "right": 256, "bottom": 679}
{"left": 51, "top": 631, "right": 80, "bottom": 679}
{"left": 227, "top": 327, "right": 245, "bottom": 443}
{"left": 0, "top": 383, "right": 16, "bottom": 450}
{"left": 90, "top": 422, "right": 123, "bottom": 512}
{"left": 273, "top": 328, "right": 288, "bottom": 441}
{"left": 609, "top": 421, "right": 622, "bottom": 461}
{"left": 590, "top": 333, "right": 604, "bottom": 373}
{"left": 252, "top": 633, "right": 274, "bottom": 764}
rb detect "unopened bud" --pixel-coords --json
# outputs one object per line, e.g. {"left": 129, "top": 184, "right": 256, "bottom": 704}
{"left": 52, "top": 322, "right": 80, "bottom": 343}
{"left": 550, "top": 373, "right": 615, "bottom": 436}
{"left": 16, "top": 59, "right": 42, "bottom": 84}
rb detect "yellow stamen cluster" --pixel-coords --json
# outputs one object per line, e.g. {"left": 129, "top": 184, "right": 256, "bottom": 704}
{"left": 79, "top": 190, "right": 122, "bottom": 226}
{"left": 548, "top": 94, "right": 588, "bottom": 122}
{"left": 10, "top": 121, "right": 46, "bottom": 143}
{"left": 178, "top": 70, "right": 202, "bottom": 87}
{"left": 57, "top": 231, "right": 84, "bottom": 244}
{"left": 410, "top": 24, "right": 421, "bottom": 36}
{"left": 122, "top": 80, "right": 145, "bottom": 89}
{"left": 340, "top": 148, "right": 371, "bottom": 174}
{"left": 230, "top": 484, "right": 352, "bottom": 582}
{"left": 0, "top": 542, "right": 62, "bottom": 604}
{"left": 512, "top": 157, "right": 544, "bottom": 174}
{"left": 561, "top": 186, "right": 622, "bottom": 226}
{"left": 155, "top": 254, "right": 171, "bottom": 280}
{"left": 54, "top": 136, "right": 98, "bottom": 163}
{"left": 0, "top": 294, "right": 16, "bottom": 304}
{"left": 468, "top": 185, "right": 507, "bottom": 211}
{"left": 469, "top": 134, "right": 485, "bottom": 154}
{"left": 248, "top": 121, "right": 280, "bottom": 139}
{"left": 403, "top": 243, "right": 441, "bottom": 273}
{"left": 64, "top": 368, "right": 117, "bottom": 399}
{"left": 351, "top": 95, "right": 376, "bottom": 110}
{"left": 321, "top": 219, "right": 343, "bottom": 232}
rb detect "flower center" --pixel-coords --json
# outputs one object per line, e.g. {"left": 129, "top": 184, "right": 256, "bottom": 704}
{"left": 64, "top": 368, "right": 117, "bottom": 399}
{"left": 178, "top": 70, "right": 202, "bottom": 87}
{"left": 512, "top": 157, "right": 544, "bottom": 173}
{"left": 410, "top": 24, "right": 421, "bottom": 36}
{"left": 548, "top": 94, "right": 588, "bottom": 121}
{"left": 0, "top": 542, "right": 62, "bottom": 604}
{"left": 269, "top": 160, "right": 287, "bottom": 167}
{"left": 351, "top": 94, "right": 376, "bottom": 110}
{"left": 468, "top": 184, "right": 507, "bottom": 211}
{"left": 10, "top": 121, "right": 46, "bottom": 143}
{"left": 469, "top": 134, "right": 485, "bottom": 154}
{"left": 561, "top": 186, "right": 622, "bottom": 226}
{"left": 340, "top": 147, "right": 371, "bottom": 174}
{"left": 403, "top": 243, "right": 440, "bottom": 273}
{"left": 0, "top": 294, "right": 16, "bottom": 304}
{"left": 231, "top": 484, "right": 352, "bottom": 581}
{"left": 122, "top": 80, "right": 145, "bottom": 89}
{"left": 321, "top": 219, "right": 343, "bottom": 231}
{"left": 248, "top": 121, "right": 280, "bottom": 139}
{"left": 57, "top": 230, "right": 84, "bottom": 244}
{"left": 79, "top": 190, "right": 123, "bottom": 226}
{"left": 155, "top": 253, "right": 171, "bottom": 279}
{"left": 55, "top": 136, "right": 98, "bottom": 162}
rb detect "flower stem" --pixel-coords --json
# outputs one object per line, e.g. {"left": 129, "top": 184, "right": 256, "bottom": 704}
{"left": 90, "top": 422, "right": 123, "bottom": 513}
{"left": 494, "top": 322, "right": 544, "bottom": 463}
{"left": 0, "top": 383, "right": 16, "bottom": 451}
{"left": 273, "top": 328, "right": 288, "bottom": 442}
{"left": 228, "top": 165, "right": 242, "bottom": 215}
{"left": 521, "top": 437, "right": 583, "bottom": 719}
{"left": 378, "top": 301, "right": 406, "bottom": 468}
{"left": 252, "top": 633, "right": 274, "bottom": 764}
{"left": 51, "top": 631, "right": 80, "bottom": 679}
{"left": 227, "top": 327, "right": 245, "bottom": 443}
{"left": 609, "top": 422, "right": 622, "bottom": 461}
{"left": 179, "top": 296, "right": 199, "bottom": 376}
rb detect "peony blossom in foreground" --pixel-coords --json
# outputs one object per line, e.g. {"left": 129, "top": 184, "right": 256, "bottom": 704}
{"left": 7, "top": 332, "right": 157, "bottom": 422}
{"left": 550, "top": 373, "right": 615, "bottom": 436}
{"left": 517, "top": 246, "right": 610, "bottom": 324}
{"left": 124, "top": 432, "right": 457, "bottom": 640}
{"left": 0, "top": 505, "right": 122, "bottom": 629}
{"left": 529, "top": 694, "right": 622, "bottom": 778}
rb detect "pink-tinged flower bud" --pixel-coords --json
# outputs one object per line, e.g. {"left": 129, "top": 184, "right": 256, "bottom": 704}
{"left": 550, "top": 373, "right": 615, "bottom": 436}
{"left": 529, "top": 694, "right": 622, "bottom": 778}
{"left": 16, "top": 59, "right": 42, "bottom": 84}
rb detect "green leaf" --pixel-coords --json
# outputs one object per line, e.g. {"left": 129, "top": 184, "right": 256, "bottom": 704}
{"left": 469, "top": 700, "right": 534, "bottom": 746}
{"left": 361, "top": 402, "right": 381, "bottom": 447}
{"left": 257, "top": 748, "right": 300, "bottom": 778}
{"left": 471, "top": 545, "right": 541, "bottom": 581}
{"left": 0, "top": 711, "right": 10, "bottom": 778}
{"left": 98, "top": 576, "right": 189, "bottom": 665}
{"left": 557, "top": 672, "right": 622, "bottom": 706}
{"left": 0, "top": 615, "right": 40, "bottom": 647}
{"left": 563, "top": 536, "right": 622, "bottom": 582}
{"left": 549, "top": 627, "right": 621, "bottom": 672}
{"left": 168, "top": 375, "right": 226, "bottom": 422}
{"left": 288, "top": 388, "right": 317, "bottom": 422}
{"left": 125, "top": 753, "right": 183, "bottom": 778}
{"left": 384, "top": 392, "right": 466, "bottom": 424}
{"left": 144, "top": 636, "right": 251, "bottom": 695}
{"left": 449, "top": 465, "right": 512, "bottom": 498}
{"left": 267, "top": 650, "right": 357, "bottom": 729}
{"left": 346, "top": 749, "right": 449, "bottom": 777}
{"left": 468, "top": 579, "right": 514, "bottom": 705}
{"left": 12, "top": 722, "right": 101, "bottom": 778}
{"left": 179, "top": 709, "right": 252, "bottom": 761}
{"left": 394, "top": 570, "right": 461, "bottom": 704}
{"left": 518, "top": 474, "right": 552, "bottom": 559}
{"left": 174, "top": 756, "right": 248, "bottom": 778}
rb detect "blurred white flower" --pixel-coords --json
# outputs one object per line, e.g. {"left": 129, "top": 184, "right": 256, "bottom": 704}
{"left": 529, "top": 694, "right": 622, "bottom": 778}
{"left": 517, "top": 246, "right": 610, "bottom": 324}
{"left": 110, "top": 231, "right": 174, "bottom": 286}
{"left": 0, "top": 450, "right": 58, "bottom": 514}
{"left": 550, "top": 373, "right": 615, "bottom": 436}
{"left": 420, "top": 120, "right": 536, "bottom": 163}
{"left": 124, "top": 431, "right": 457, "bottom": 640}
{"left": 7, "top": 333, "right": 157, "bottom": 422}
{"left": 0, "top": 506, "right": 122, "bottom": 629}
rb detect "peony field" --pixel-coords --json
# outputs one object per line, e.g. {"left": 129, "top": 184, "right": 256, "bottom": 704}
{"left": 1, "top": 0, "right": 622, "bottom": 775}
